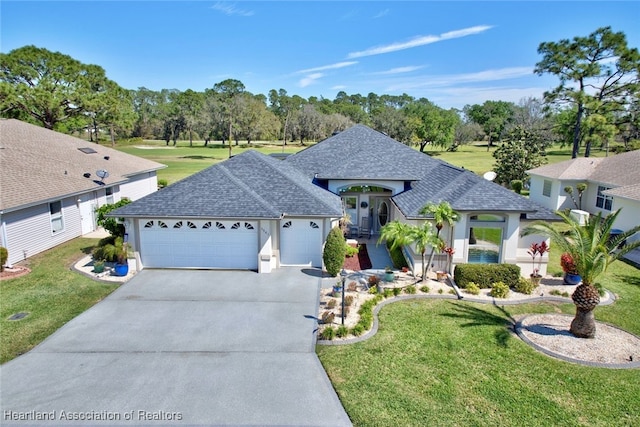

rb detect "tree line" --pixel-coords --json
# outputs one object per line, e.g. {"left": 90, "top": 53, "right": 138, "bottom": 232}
{"left": 1, "top": 27, "right": 638, "bottom": 182}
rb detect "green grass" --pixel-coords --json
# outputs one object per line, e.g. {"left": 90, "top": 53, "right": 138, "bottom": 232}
{"left": 425, "top": 142, "right": 608, "bottom": 175}
{"left": 317, "top": 258, "right": 640, "bottom": 427}
{"left": 0, "top": 238, "right": 118, "bottom": 364}
{"left": 113, "top": 139, "right": 308, "bottom": 184}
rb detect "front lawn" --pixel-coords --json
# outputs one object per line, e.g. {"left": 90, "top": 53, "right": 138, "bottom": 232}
{"left": 317, "top": 259, "right": 640, "bottom": 426}
{"left": 0, "top": 238, "right": 118, "bottom": 364}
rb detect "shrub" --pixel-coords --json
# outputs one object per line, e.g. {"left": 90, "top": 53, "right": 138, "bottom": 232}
{"left": 438, "top": 289, "right": 443, "bottom": 294}
{"left": 320, "top": 326, "right": 336, "bottom": 340}
{"left": 404, "top": 285, "right": 416, "bottom": 295}
{"left": 340, "top": 307, "right": 350, "bottom": 317}
{"left": 323, "top": 227, "right": 346, "bottom": 277}
{"left": 95, "top": 199, "right": 131, "bottom": 237}
{"left": 454, "top": 264, "right": 521, "bottom": 288}
{"left": 515, "top": 277, "right": 536, "bottom": 295}
{"left": 387, "top": 240, "right": 409, "bottom": 269}
{"left": 550, "top": 289, "right": 570, "bottom": 297}
{"left": 345, "top": 244, "right": 359, "bottom": 257}
{"left": 420, "top": 285, "right": 430, "bottom": 293}
{"left": 157, "top": 178, "right": 168, "bottom": 188}
{"left": 336, "top": 325, "right": 349, "bottom": 338}
{"left": 383, "top": 288, "right": 393, "bottom": 298}
{"left": 0, "top": 246, "right": 8, "bottom": 272}
{"left": 344, "top": 295, "right": 354, "bottom": 306}
{"left": 320, "top": 311, "right": 335, "bottom": 324}
{"left": 489, "top": 281, "right": 510, "bottom": 298}
{"left": 350, "top": 324, "right": 365, "bottom": 336}
{"left": 368, "top": 275, "right": 381, "bottom": 286}
{"left": 465, "top": 282, "right": 480, "bottom": 295}
{"left": 368, "top": 286, "right": 378, "bottom": 295}
{"left": 510, "top": 179, "right": 523, "bottom": 194}
{"left": 347, "top": 281, "right": 358, "bottom": 292}
{"left": 449, "top": 289, "right": 457, "bottom": 295}
{"left": 393, "top": 287, "right": 402, "bottom": 296}
{"left": 326, "top": 299, "right": 337, "bottom": 309}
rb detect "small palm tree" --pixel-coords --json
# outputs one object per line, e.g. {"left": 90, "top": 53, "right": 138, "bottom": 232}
{"left": 420, "top": 201, "right": 460, "bottom": 273}
{"left": 379, "top": 221, "right": 443, "bottom": 282}
{"left": 522, "top": 209, "right": 640, "bottom": 338}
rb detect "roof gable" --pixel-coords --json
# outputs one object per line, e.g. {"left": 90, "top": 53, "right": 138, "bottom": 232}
{"left": 112, "top": 150, "right": 342, "bottom": 219}
{"left": 0, "top": 119, "right": 165, "bottom": 211}
{"left": 285, "top": 125, "right": 439, "bottom": 180}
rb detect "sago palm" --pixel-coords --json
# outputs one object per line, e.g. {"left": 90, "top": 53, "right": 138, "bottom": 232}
{"left": 522, "top": 209, "right": 640, "bottom": 337}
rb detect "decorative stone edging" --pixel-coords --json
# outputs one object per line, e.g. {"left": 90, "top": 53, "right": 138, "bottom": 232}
{"left": 317, "top": 289, "right": 616, "bottom": 347}
{"left": 515, "top": 314, "right": 640, "bottom": 369}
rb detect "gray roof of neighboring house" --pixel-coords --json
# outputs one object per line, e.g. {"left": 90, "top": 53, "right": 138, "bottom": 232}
{"left": 528, "top": 150, "right": 640, "bottom": 187}
{"left": 0, "top": 119, "right": 165, "bottom": 212}
{"left": 603, "top": 183, "right": 640, "bottom": 202}
{"left": 111, "top": 150, "right": 343, "bottom": 219}
{"left": 287, "top": 124, "right": 558, "bottom": 220}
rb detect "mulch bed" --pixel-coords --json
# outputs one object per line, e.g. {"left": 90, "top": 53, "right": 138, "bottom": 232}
{"left": 343, "top": 244, "right": 373, "bottom": 271}
{"left": 0, "top": 266, "right": 31, "bottom": 281}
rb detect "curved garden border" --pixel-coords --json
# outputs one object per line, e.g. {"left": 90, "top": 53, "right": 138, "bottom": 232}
{"left": 315, "top": 289, "right": 636, "bottom": 369}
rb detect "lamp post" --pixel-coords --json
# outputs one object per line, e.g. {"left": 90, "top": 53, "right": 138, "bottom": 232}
{"left": 340, "top": 268, "right": 347, "bottom": 325}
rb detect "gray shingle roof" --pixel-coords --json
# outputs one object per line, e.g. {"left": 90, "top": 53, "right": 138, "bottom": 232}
{"left": 287, "top": 124, "right": 558, "bottom": 220}
{"left": 0, "top": 119, "right": 165, "bottom": 211}
{"left": 111, "top": 150, "right": 343, "bottom": 219}
{"left": 528, "top": 150, "right": 640, "bottom": 187}
{"left": 285, "top": 125, "right": 431, "bottom": 180}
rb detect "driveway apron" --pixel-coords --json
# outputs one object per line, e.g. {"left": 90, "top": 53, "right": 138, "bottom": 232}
{"left": 0, "top": 269, "right": 352, "bottom": 426}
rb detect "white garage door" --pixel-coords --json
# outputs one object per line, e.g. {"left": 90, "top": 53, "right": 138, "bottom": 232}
{"left": 140, "top": 219, "right": 258, "bottom": 269}
{"left": 280, "top": 219, "right": 323, "bottom": 267}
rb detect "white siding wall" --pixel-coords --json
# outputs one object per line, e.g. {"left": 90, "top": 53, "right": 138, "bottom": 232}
{"left": 610, "top": 197, "right": 640, "bottom": 244}
{"left": 119, "top": 172, "right": 158, "bottom": 201}
{"left": 3, "top": 196, "right": 83, "bottom": 265}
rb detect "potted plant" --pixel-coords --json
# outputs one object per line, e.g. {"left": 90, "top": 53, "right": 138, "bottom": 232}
{"left": 384, "top": 266, "right": 394, "bottom": 282}
{"left": 561, "top": 253, "right": 581, "bottom": 285}
{"left": 527, "top": 241, "right": 549, "bottom": 285}
{"left": 102, "top": 236, "right": 130, "bottom": 277}
{"left": 93, "top": 259, "right": 105, "bottom": 274}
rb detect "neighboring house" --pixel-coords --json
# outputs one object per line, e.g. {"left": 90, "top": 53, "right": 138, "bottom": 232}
{"left": 528, "top": 150, "right": 640, "bottom": 243}
{"left": 113, "top": 125, "right": 557, "bottom": 276}
{"left": 0, "top": 119, "right": 165, "bottom": 266}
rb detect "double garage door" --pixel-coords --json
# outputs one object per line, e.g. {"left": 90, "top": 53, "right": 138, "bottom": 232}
{"left": 139, "top": 219, "right": 258, "bottom": 269}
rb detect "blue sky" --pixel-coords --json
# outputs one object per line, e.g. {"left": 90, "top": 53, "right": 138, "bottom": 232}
{"left": 2, "top": 1, "right": 639, "bottom": 109}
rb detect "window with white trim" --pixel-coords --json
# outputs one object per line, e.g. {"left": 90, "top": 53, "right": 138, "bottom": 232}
{"left": 542, "top": 180, "right": 552, "bottom": 197}
{"left": 106, "top": 187, "right": 114, "bottom": 204}
{"left": 50, "top": 201, "right": 64, "bottom": 233}
{"left": 596, "top": 186, "right": 613, "bottom": 211}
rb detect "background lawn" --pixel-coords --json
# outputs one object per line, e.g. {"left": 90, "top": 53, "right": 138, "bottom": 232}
{"left": 115, "top": 139, "right": 308, "bottom": 185}
{"left": 0, "top": 238, "right": 118, "bottom": 364}
{"left": 317, "top": 258, "right": 640, "bottom": 427}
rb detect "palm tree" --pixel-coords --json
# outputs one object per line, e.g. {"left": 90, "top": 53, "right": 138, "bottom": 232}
{"left": 522, "top": 209, "right": 640, "bottom": 338}
{"left": 379, "top": 221, "right": 443, "bottom": 282}
{"left": 420, "top": 201, "right": 460, "bottom": 273}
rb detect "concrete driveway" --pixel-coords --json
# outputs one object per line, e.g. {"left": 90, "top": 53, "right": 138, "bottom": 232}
{"left": 0, "top": 269, "right": 352, "bottom": 426}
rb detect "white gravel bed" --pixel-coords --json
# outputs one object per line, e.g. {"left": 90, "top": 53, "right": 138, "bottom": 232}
{"left": 517, "top": 314, "right": 640, "bottom": 367}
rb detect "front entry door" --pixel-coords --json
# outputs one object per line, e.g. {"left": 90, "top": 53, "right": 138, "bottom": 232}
{"left": 373, "top": 198, "right": 390, "bottom": 234}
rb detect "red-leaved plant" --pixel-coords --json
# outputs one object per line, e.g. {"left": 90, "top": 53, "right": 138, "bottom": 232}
{"left": 560, "top": 252, "right": 578, "bottom": 275}
{"left": 527, "top": 241, "right": 549, "bottom": 277}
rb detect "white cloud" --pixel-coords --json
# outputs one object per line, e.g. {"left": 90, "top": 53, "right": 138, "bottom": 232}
{"left": 347, "top": 25, "right": 493, "bottom": 58}
{"left": 295, "top": 61, "right": 358, "bottom": 74}
{"left": 211, "top": 2, "right": 254, "bottom": 17}
{"left": 384, "top": 67, "right": 533, "bottom": 91}
{"left": 299, "top": 73, "right": 324, "bottom": 88}
{"left": 331, "top": 85, "right": 348, "bottom": 90}
{"left": 373, "top": 9, "right": 390, "bottom": 19}
{"left": 372, "top": 66, "right": 424, "bottom": 75}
